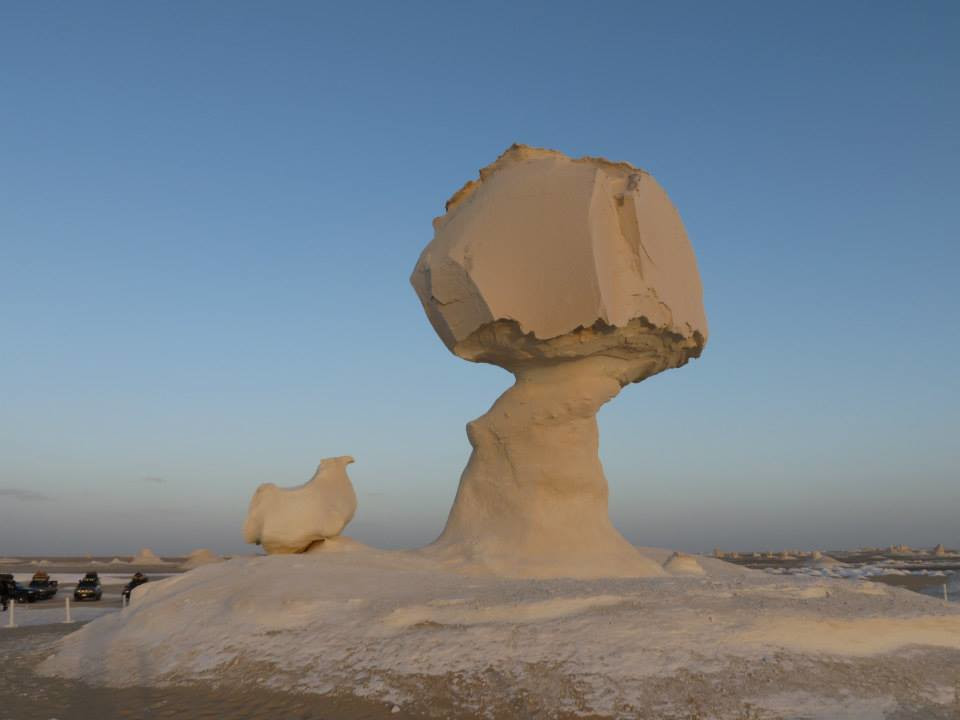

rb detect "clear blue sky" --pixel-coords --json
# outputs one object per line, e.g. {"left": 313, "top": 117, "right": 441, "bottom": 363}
{"left": 2, "top": 1, "right": 957, "bottom": 556}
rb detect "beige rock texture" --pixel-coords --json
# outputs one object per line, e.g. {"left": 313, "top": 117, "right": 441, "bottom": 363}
{"left": 243, "top": 456, "right": 357, "bottom": 554}
{"left": 411, "top": 144, "right": 707, "bottom": 579}
{"left": 932, "top": 543, "right": 947, "bottom": 557}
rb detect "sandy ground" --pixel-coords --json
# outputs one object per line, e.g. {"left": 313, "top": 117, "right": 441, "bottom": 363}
{"left": 5, "top": 553, "right": 959, "bottom": 719}
{"left": 28, "top": 551, "right": 960, "bottom": 719}
{"left": 0, "top": 623, "right": 421, "bottom": 720}
{"left": 5, "top": 621, "right": 960, "bottom": 720}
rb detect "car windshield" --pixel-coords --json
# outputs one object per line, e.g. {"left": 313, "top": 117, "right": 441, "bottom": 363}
{"left": 78, "top": 580, "right": 98, "bottom": 587}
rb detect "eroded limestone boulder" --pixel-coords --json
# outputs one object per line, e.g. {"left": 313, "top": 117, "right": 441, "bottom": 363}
{"left": 243, "top": 456, "right": 357, "bottom": 554}
{"left": 411, "top": 145, "right": 707, "bottom": 578}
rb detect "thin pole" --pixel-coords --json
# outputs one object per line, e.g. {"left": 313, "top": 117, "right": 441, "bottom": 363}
{"left": 64, "top": 596, "right": 73, "bottom": 624}
{"left": 5, "top": 599, "right": 14, "bottom": 628}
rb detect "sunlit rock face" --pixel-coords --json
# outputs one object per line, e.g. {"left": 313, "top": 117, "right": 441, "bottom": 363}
{"left": 411, "top": 145, "right": 708, "bottom": 579}
{"left": 412, "top": 144, "right": 706, "bottom": 368}
{"left": 243, "top": 456, "right": 357, "bottom": 554}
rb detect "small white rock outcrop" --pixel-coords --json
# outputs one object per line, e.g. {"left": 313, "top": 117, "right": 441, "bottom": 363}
{"left": 243, "top": 456, "right": 357, "bottom": 554}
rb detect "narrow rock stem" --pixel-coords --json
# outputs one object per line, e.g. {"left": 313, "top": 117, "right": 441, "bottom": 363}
{"left": 427, "top": 356, "right": 664, "bottom": 578}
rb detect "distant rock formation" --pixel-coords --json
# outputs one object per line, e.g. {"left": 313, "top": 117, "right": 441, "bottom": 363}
{"left": 663, "top": 552, "right": 706, "bottom": 576}
{"left": 131, "top": 548, "right": 167, "bottom": 565}
{"left": 932, "top": 544, "right": 947, "bottom": 557}
{"left": 411, "top": 145, "right": 707, "bottom": 579}
{"left": 243, "top": 456, "right": 357, "bottom": 554}
{"left": 807, "top": 550, "right": 844, "bottom": 567}
{"left": 182, "top": 548, "right": 223, "bottom": 569}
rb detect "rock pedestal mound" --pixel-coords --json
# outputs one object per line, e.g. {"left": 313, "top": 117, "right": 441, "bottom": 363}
{"left": 411, "top": 145, "right": 707, "bottom": 578}
{"left": 243, "top": 456, "right": 357, "bottom": 554}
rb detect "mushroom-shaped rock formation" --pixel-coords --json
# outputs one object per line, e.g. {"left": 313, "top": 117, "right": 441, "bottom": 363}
{"left": 663, "top": 552, "right": 706, "bottom": 576}
{"left": 243, "top": 456, "right": 357, "bottom": 554}
{"left": 411, "top": 145, "right": 708, "bottom": 578}
{"left": 131, "top": 548, "right": 166, "bottom": 565}
{"left": 182, "top": 548, "right": 223, "bottom": 569}
{"left": 932, "top": 544, "right": 947, "bottom": 557}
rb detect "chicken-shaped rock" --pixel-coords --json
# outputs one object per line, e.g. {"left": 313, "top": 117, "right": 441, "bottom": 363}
{"left": 243, "top": 456, "right": 357, "bottom": 554}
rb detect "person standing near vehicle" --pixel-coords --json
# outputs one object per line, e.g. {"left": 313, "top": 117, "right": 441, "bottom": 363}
{"left": 0, "top": 574, "right": 11, "bottom": 612}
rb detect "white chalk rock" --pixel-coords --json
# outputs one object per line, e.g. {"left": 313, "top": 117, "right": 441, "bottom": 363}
{"left": 662, "top": 552, "right": 706, "bottom": 576}
{"left": 243, "top": 456, "right": 357, "bottom": 554}
{"left": 932, "top": 544, "right": 947, "bottom": 557}
{"left": 411, "top": 145, "right": 708, "bottom": 579}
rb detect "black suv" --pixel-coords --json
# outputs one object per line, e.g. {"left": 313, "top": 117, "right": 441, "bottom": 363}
{"left": 122, "top": 572, "right": 149, "bottom": 601}
{"left": 74, "top": 572, "right": 103, "bottom": 602}
{"left": 28, "top": 571, "right": 59, "bottom": 600}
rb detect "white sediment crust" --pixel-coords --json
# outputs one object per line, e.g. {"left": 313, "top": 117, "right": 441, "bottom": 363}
{"left": 39, "top": 549, "right": 960, "bottom": 718}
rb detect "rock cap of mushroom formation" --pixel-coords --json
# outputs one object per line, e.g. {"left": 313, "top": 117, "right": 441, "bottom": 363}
{"left": 131, "top": 548, "right": 167, "bottom": 565}
{"left": 182, "top": 548, "right": 223, "bottom": 569}
{"left": 662, "top": 552, "right": 706, "bottom": 576}
{"left": 244, "top": 456, "right": 357, "bottom": 554}
{"left": 411, "top": 144, "right": 707, "bottom": 375}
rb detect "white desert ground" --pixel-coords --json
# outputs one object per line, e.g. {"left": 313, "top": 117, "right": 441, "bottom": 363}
{"left": 2, "top": 548, "right": 960, "bottom": 719}
{"left": 5, "top": 147, "right": 959, "bottom": 719}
